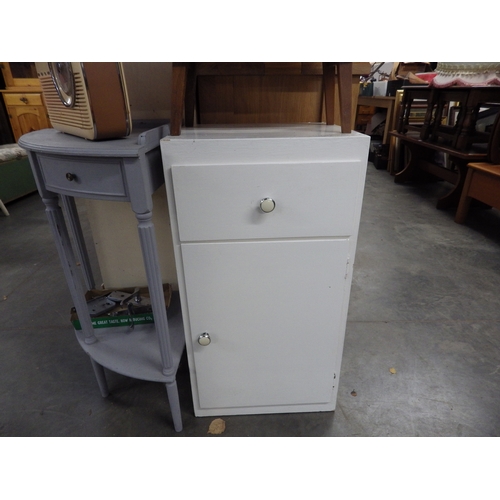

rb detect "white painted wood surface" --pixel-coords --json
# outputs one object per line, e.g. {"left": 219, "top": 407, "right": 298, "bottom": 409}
{"left": 161, "top": 124, "right": 369, "bottom": 416}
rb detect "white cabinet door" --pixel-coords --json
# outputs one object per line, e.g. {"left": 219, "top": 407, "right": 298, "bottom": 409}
{"left": 181, "top": 238, "right": 350, "bottom": 411}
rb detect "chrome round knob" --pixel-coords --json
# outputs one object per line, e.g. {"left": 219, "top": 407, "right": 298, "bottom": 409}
{"left": 66, "top": 173, "right": 76, "bottom": 181}
{"left": 260, "top": 198, "right": 275, "bottom": 213}
{"left": 198, "top": 332, "right": 211, "bottom": 346}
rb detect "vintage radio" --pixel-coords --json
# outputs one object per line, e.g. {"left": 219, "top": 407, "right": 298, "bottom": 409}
{"left": 36, "top": 62, "right": 131, "bottom": 140}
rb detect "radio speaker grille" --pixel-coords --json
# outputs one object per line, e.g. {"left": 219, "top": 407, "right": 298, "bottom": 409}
{"left": 36, "top": 62, "right": 131, "bottom": 140}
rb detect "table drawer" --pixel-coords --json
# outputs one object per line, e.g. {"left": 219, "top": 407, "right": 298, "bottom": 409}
{"left": 38, "top": 154, "right": 128, "bottom": 199}
{"left": 172, "top": 161, "right": 364, "bottom": 242}
{"left": 4, "top": 93, "right": 44, "bottom": 107}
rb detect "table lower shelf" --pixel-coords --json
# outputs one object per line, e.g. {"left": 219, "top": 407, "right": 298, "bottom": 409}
{"left": 74, "top": 292, "right": 185, "bottom": 383}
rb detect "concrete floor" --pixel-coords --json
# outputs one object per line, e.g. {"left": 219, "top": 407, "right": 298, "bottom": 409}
{"left": 1, "top": 162, "right": 500, "bottom": 437}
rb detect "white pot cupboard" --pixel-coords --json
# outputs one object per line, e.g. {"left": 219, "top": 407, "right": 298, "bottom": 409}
{"left": 161, "top": 124, "right": 369, "bottom": 416}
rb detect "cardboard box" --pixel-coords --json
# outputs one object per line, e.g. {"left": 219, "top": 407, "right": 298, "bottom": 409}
{"left": 71, "top": 284, "right": 172, "bottom": 330}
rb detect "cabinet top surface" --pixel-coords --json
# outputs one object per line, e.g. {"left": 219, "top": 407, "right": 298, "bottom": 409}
{"left": 162, "top": 124, "right": 368, "bottom": 142}
{"left": 18, "top": 123, "right": 170, "bottom": 158}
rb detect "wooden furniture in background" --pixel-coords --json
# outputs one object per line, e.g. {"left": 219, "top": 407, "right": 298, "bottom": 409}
{"left": 355, "top": 103, "right": 375, "bottom": 134}
{"left": 455, "top": 112, "right": 500, "bottom": 223}
{"left": 0, "top": 63, "right": 51, "bottom": 142}
{"left": 391, "top": 132, "right": 488, "bottom": 209}
{"left": 387, "top": 90, "right": 404, "bottom": 174}
{"left": 170, "top": 63, "right": 370, "bottom": 135}
{"left": 357, "top": 95, "right": 396, "bottom": 144}
{"left": 0, "top": 68, "right": 15, "bottom": 145}
{"left": 390, "top": 86, "right": 500, "bottom": 209}
{"left": 455, "top": 162, "right": 500, "bottom": 223}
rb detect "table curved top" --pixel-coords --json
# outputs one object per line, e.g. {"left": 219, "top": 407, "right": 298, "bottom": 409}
{"left": 18, "top": 122, "right": 170, "bottom": 158}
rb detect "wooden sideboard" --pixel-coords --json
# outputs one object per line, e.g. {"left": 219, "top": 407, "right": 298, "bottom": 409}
{"left": 0, "top": 63, "right": 51, "bottom": 142}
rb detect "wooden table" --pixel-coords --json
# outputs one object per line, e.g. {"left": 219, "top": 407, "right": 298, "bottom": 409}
{"left": 170, "top": 63, "right": 371, "bottom": 135}
{"left": 357, "top": 95, "right": 396, "bottom": 144}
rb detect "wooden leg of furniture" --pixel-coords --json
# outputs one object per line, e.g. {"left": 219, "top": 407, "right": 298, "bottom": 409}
{"left": 393, "top": 142, "right": 433, "bottom": 183}
{"left": 184, "top": 63, "right": 197, "bottom": 128}
{"left": 337, "top": 62, "right": 353, "bottom": 133}
{"left": 322, "top": 63, "right": 336, "bottom": 127}
{"left": 382, "top": 101, "right": 394, "bottom": 144}
{"left": 456, "top": 103, "right": 478, "bottom": 151}
{"left": 455, "top": 167, "right": 474, "bottom": 223}
{"left": 171, "top": 63, "right": 188, "bottom": 136}
{"left": 89, "top": 357, "right": 109, "bottom": 397}
{"left": 420, "top": 88, "right": 438, "bottom": 140}
{"left": 322, "top": 62, "right": 353, "bottom": 133}
{"left": 397, "top": 92, "right": 410, "bottom": 133}
{"left": 435, "top": 161, "right": 466, "bottom": 210}
{"left": 394, "top": 141, "right": 467, "bottom": 209}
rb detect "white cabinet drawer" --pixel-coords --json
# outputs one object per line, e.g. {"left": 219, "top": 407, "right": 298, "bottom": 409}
{"left": 171, "top": 161, "right": 364, "bottom": 242}
{"left": 38, "top": 154, "right": 127, "bottom": 200}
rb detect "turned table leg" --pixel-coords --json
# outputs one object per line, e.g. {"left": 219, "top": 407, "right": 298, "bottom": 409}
{"left": 134, "top": 209, "right": 183, "bottom": 432}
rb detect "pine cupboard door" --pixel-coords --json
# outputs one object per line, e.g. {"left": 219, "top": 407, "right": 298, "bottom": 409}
{"left": 5, "top": 102, "right": 51, "bottom": 141}
{"left": 181, "top": 237, "right": 351, "bottom": 412}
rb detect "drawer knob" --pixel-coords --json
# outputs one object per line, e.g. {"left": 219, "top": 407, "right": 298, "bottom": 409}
{"left": 66, "top": 173, "right": 76, "bottom": 182}
{"left": 260, "top": 198, "right": 276, "bottom": 213}
{"left": 198, "top": 332, "right": 211, "bottom": 346}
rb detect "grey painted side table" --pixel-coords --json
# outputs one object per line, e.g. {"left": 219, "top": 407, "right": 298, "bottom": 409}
{"left": 19, "top": 124, "right": 185, "bottom": 432}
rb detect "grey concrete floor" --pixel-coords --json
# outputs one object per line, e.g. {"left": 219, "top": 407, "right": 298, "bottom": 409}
{"left": 1, "top": 162, "right": 499, "bottom": 437}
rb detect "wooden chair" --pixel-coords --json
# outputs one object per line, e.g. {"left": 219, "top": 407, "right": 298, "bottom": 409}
{"left": 170, "top": 62, "right": 353, "bottom": 136}
{"left": 455, "top": 111, "right": 500, "bottom": 223}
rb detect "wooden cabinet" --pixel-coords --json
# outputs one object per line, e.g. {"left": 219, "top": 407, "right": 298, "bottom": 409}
{"left": 1, "top": 63, "right": 51, "bottom": 141}
{"left": 161, "top": 124, "right": 369, "bottom": 417}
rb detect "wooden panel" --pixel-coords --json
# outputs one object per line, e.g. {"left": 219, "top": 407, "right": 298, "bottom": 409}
{"left": 196, "top": 76, "right": 236, "bottom": 124}
{"left": 197, "top": 73, "right": 362, "bottom": 128}
{"left": 0, "top": 94, "right": 14, "bottom": 144}
{"left": 468, "top": 170, "right": 500, "bottom": 209}
{"left": 4, "top": 92, "right": 43, "bottom": 106}
{"left": 197, "top": 75, "right": 324, "bottom": 124}
{"left": 1, "top": 63, "right": 41, "bottom": 91}
{"left": 5, "top": 104, "right": 50, "bottom": 141}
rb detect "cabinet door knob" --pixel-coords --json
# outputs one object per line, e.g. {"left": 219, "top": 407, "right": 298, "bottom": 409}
{"left": 260, "top": 198, "right": 276, "bottom": 213}
{"left": 66, "top": 173, "right": 76, "bottom": 181}
{"left": 198, "top": 332, "right": 211, "bottom": 346}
